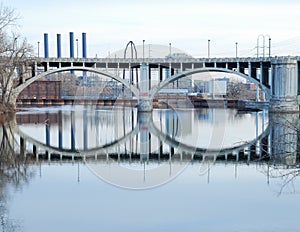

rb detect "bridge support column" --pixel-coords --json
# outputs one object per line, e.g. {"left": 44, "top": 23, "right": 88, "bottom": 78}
{"left": 270, "top": 58, "right": 299, "bottom": 112}
{"left": 138, "top": 64, "right": 153, "bottom": 112}
{"left": 248, "top": 61, "right": 252, "bottom": 77}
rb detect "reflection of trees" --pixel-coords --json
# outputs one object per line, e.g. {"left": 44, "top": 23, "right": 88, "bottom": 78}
{"left": 0, "top": 120, "right": 35, "bottom": 231}
{"left": 269, "top": 114, "right": 299, "bottom": 164}
{"left": 260, "top": 114, "right": 300, "bottom": 195}
{"left": 268, "top": 166, "right": 300, "bottom": 195}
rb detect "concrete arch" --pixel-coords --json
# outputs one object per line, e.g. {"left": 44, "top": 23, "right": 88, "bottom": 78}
{"left": 13, "top": 66, "right": 140, "bottom": 98}
{"left": 150, "top": 67, "right": 271, "bottom": 99}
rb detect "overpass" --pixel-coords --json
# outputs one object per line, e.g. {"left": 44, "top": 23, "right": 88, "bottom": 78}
{"left": 14, "top": 55, "right": 300, "bottom": 112}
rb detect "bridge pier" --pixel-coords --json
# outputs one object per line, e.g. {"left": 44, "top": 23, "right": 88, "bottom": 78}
{"left": 270, "top": 58, "right": 299, "bottom": 112}
{"left": 138, "top": 63, "right": 153, "bottom": 112}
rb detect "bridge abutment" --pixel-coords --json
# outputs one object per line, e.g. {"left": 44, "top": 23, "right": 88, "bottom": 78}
{"left": 270, "top": 57, "right": 299, "bottom": 112}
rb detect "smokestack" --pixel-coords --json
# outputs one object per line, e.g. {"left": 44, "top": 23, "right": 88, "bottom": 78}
{"left": 57, "top": 34, "right": 61, "bottom": 58}
{"left": 44, "top": 33, "right": 49, "bottom": 58}
{"left": 70, "top": 32, "right": 74, "bottom": 58}
{"left": 82, "top": 32, "right": 87, "bottom": 58}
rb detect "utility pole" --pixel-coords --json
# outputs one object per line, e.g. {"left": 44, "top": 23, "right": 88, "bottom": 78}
{"left": 76, "top": 39, "right": 78, "bottom": 58}
{"left": 143, "top": 39, "right": 145, "bottom": 61}
{"left": 37, "top": 41, "right": 40, "bottom": 58}
{"left": 208, "top": 39, "right": 210, "bottom": 59}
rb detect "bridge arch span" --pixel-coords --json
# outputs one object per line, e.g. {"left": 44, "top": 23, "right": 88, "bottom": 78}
{"left": 13, "top": 66, "right": 140, "bottom": 98}
{"left": 149, "top": 67, "right": 271, "bottom": 99}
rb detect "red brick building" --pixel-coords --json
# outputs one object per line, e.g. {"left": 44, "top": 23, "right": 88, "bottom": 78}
{"left": 18, "top": 80, "right": 62, "bottom": 99}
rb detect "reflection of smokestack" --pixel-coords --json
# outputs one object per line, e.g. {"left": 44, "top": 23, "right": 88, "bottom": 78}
{"left": 82, "top": 32, "right": 87, "bottom": 58}
{"left": 44, "top": 33, "right": 49, "bottom": 58}
{"left": 70, "top": 32, "right": 74, "bottom": 58}
{"left": 57, "top": 34, "right": 61, "bottom": 58}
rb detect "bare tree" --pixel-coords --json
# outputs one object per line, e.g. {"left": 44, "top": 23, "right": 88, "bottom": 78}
{"left": 0, "top": 4, "right": 33, "bottom": 112}
{"left": 226, "top": 81, "right": 257, "bottom": 100}
{"left": 226, "top": 81, "right": 243, "bottom": 99}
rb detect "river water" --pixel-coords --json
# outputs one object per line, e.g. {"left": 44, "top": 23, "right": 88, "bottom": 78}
{"left": 0, "top": 106, "right": 299, "bottom": 231}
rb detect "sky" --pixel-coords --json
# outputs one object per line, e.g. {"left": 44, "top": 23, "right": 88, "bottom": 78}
{"left": 2, "top": 0, "right": 300, "bottom": 58}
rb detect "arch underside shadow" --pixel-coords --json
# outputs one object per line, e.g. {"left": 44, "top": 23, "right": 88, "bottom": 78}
{"left": 13, "top": 66, "right": 140, "bottom": 98}
{"left": 150, "top": 67, "right": 271, "bottom": 99}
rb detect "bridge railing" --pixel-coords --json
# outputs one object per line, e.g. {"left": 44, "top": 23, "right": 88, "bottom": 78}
{"left": 33, "top": 56, "right": 287, "bottom": 64}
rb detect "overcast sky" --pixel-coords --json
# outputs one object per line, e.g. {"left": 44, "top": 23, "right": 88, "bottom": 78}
{"left": 2, "top": 0, "right": 300, "bottom": 58}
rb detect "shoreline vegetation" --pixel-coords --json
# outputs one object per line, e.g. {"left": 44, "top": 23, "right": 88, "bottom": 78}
{"left": 0, "top": 103, "right": 16, "bottom": 123}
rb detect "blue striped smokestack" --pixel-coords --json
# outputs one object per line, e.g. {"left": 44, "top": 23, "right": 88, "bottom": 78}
{"left": 44, "top": 33, "right": 49, "bottom": 58}
{"left": 70, "top": 32, "right": 74, "bottom": 58}
{"left": 57, "top": 34, "right": 61, "bottom": 58}
{"left": 82, "top": 32, "right": 87, "bottom": 58}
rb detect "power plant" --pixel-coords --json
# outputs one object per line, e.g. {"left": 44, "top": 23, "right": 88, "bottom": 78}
{"left": 43, "top": 32, "right": 87, "bottom": 58}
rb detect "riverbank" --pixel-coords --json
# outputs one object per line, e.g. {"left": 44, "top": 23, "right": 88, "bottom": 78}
{"left": 16, "top": 98, "right": 269, "bottom": 111}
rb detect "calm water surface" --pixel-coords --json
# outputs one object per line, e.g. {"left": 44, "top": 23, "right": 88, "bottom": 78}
{"left": 0, "top": 106, "right": 299, "bottom": 231}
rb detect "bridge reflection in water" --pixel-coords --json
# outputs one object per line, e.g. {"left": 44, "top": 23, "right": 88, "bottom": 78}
{"left": 11, "top": 106, "right": 299, "bottom": 189}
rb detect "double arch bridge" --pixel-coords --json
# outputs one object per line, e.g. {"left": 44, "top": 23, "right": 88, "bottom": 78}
{"left": 13, "top": 56, "right": 300, "bottom": 112}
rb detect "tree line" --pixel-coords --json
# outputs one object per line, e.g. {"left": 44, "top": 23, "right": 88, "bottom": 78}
{"left": 0, "top": 4, "right": 32, "bottom": 114}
